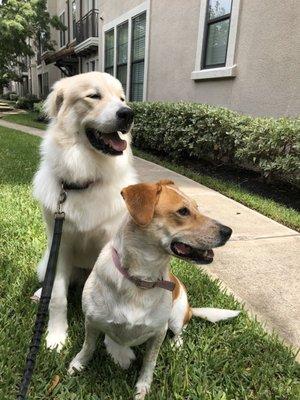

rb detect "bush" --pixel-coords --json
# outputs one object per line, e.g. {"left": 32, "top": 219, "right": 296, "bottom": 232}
{"left": 130, "top": 102, "right": 300, "bottom": 187}
{"left": 9, "top": 93, "right": 18, "bottom": 101}
{"left": 16, "top": 94, "right": 39, "bottom": 110}
{"left": 2, "top": 91, "right": 16, "bottom": 100}
{"left": 33, "top": 101, "right": 48, "bottom": 122}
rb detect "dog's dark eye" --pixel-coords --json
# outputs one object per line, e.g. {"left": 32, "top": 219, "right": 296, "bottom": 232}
{"left": 177, "top": 207, "right": 190, "bottom": 216}
{"left": 87, "top": 93, "right": 101, "bottom": 100}
{"left": 120, "top": 97, "right": 125, "bottom": 102}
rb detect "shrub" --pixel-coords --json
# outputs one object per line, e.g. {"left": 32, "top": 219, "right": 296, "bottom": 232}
{"left": 130, "top": 102, "right": 300, "bottom": 187}
{"left": 9, "top": 93, "right": 18, "bottom": 101}
{"left": 2, "top": 91, "right": 16, "bottom": 100}
{"left": 16, "top": 94, "right": 39, "bottom": 110}
{"left": 33, "top": 101, "right": 48, "bottom": 122}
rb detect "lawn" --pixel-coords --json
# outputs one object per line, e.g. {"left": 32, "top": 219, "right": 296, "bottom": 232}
{"left": 1, "top": 111, "right": 299, "bottom": 231}
{"left": 0, "top": 127, "right": 299, "bottom": 399}
{"left": 1, "top": 111, "right": 47, "bottom": 130}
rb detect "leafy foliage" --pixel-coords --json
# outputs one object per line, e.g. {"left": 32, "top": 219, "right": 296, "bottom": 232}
{"left": 16, "top": 94, "right": 39, "bottom": 110}
{"left": 0, "top": 0, "right": 65, "bottom": 87}
{"left": 131, "top": 102, "right": 300, "bottom": 186}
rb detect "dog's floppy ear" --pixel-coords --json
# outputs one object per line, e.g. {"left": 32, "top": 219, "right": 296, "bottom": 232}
{"left": 121, "top": 182, "right": 162, "bottom": 226}
{"left": 158, "top": 179, "right": 174, "bottom": 186}
{"left": 43, "top": 82, "right": 64, "bottom": 118}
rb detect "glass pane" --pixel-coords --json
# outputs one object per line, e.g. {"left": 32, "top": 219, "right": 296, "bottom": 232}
{"left": 132, "top": 13, "right": 146, "bottom": 62}
{"left": 117, "top": 64, "right": 127, "bottom": 93}
{"left": 205, "top": 19, "right": 229, "bottom": 66}
{"left": 105, "top": 66, "right": 114, "bottom": 76}
{"left": 105, "top": 30, "right": 114, "bottom": 68}
{"left": 208, "top": 0, "right": 232, "bottom": 19}
{"left": 117, "top": 23, "right": 128, "bottom": 65}
{"left": 131, "top": 61, "right": 144, "bottom": 101}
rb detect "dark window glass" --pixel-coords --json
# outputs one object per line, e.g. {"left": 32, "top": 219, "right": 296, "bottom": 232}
{"left": 203, "top": 0, "right": 232, "bottom": 68}
{"left": 42, "top": 72, "right": 49, "bottom": 98}
{"left": 72, "top": 1, "right": 76, "bottom": 39}
{"left": 60, "top": 12, "right": 66, "bottom": 47}
{"left": 117, "top": 22, "right": 128, "bottom": 93}
{"left": 105, "top": 30, "right": 114, "bottom": 75}
{"left": 130, "top": 13, "right": 146, "bottom": 101}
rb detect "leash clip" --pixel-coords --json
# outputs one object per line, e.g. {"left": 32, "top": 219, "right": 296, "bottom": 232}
{"left": 55, "top": 184, "right": 67, "bottom": 218}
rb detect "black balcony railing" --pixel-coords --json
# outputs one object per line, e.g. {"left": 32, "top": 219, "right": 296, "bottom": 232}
{"left": 76, "top": 9, "right": 99, "bottom": 44}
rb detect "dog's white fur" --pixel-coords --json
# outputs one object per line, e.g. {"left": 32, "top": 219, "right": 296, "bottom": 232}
{"left": 33, "top": 72, "right": 137, "bottom": 350}
{"left": 69, "top": 181, "right": 239, "bottom": 399}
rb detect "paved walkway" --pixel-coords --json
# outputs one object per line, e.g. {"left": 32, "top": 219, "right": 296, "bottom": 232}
{"left": 1, "top": 119, "right": 299, "bottom": 359}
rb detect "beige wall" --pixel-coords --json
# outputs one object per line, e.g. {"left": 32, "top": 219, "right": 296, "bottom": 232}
{"left": 100, "top": 0, "right": 300, "bottom": 116}
{"left": 147, "top": 0, "right": 300, "bottom": 117}
{"left": 101, "top": 0, "right": 143, "bottom": 22}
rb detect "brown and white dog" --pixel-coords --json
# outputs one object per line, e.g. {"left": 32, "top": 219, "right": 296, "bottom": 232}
{"left": 69, "top": 180, "right": 239, "bottom": 399}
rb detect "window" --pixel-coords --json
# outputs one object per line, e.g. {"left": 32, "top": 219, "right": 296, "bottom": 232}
{"left": 90, "top": 60, "right": 96, "bottom": 71}
{"left": 59, "top": 12, "right": 66, "bottom": 47}
{"left": 191, "top": 0, "right": 240, "bottom": 80}
{"left": 203, "top": 0, "right": 231, "bottom": 68}
{"left": 103, "top": 4, "right": 148, "bottom": 100}
{"left": 130, "top": 13, "right": 146, "bottom": 101}
{"left": 117, "top": 22, "right": 128, "bottom": 94}
{"left": 86, "top": 62, "right": 90, "bottom": 72}
{"left": 72, "top": 1, "right": 76, "bottom": 39}
{"left": 42, "top": 72, "right": 49, "bottom": 97}
{"left": 38, "top": 74, "right": 43, "bottom": 98}
{"left": 105, "top": 30, "right": 114, "bottom": 75}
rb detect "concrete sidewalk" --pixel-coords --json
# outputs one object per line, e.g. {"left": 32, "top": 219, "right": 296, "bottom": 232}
{"left": 1, "top": 119, "right": 299, "bottom": 359}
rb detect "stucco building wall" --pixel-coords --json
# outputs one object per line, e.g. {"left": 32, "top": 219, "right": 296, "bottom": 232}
{"left": 146, "top": 0, "right": 300, "bottom": 117}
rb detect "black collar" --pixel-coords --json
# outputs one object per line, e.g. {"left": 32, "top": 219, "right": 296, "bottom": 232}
{"left": 61, "top": 180, "right": 95, "bottom": 191}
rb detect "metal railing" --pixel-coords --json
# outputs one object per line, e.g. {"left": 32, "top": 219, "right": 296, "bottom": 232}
{"left": 76, "top": 9, "right": 99, "bottom": 44}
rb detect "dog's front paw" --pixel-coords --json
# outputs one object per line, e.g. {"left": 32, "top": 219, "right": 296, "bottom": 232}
{"left": 46, "top": 330, "right": 67, "bottom": 352}
{"left": 68, "top": 359, "right": 85, "bottom": 375}
{"left": 135, "top": 383, "right": 150, "bottom": 400}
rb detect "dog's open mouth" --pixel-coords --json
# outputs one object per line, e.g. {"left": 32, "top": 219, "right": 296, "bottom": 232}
{"left": 85, "top": 127, "right": 127, "bottom": 156}
{"left": 171, "top": 241, "right": 214, "bottom": 264}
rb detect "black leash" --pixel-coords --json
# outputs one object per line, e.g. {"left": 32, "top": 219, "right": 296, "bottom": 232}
{"left": 17, "top": 188, "right": 67, "bottom": 400}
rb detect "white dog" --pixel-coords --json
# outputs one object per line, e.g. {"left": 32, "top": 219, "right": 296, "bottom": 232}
{"left": 69, "top": 180, "right": 239, "bottom": 399}
{"left": 33, "top": 72, "right": 137, "bottom": 350}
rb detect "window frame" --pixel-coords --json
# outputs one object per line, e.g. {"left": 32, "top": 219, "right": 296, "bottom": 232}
{"left": 191, "top": 0, "right": 240, "bottom": 80}
{"left": 102, "top": 1, "right": 150, "bottom": 101}
{"left": 202, "top": 0, "right": 232, "bottom": 69}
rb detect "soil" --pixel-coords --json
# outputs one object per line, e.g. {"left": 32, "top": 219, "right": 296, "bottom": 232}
{"left": 181, "top": 158, "right": 300, "bottom": 212}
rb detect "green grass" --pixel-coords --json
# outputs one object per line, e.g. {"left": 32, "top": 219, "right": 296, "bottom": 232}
{"left": 0, "top": 127, "right": 299, "bottom": 399}
{"left": 1, "top": 111, "right": 47, "bottom": 130}
{"left": 133, "top": 149, "right": 300, "bottom": 232}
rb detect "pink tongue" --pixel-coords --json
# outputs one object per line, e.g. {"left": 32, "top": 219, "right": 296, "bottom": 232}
{"left": 175, "top": 243, "right": 191, "bottom": 255}
{"left": 103, "top": 134, "right": 127, "bottom": 152}
{"left": 108, "top": 138, "right": 127, "bottom": 151}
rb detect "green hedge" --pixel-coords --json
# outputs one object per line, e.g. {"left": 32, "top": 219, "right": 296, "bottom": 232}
{"left": 130, "top": 102, "right": 300, "bottom": 187}
{"left": 16, "top": 94, "right": 39, "bottom": 110}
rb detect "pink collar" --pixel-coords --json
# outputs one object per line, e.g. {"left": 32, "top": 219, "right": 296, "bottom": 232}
{"left": 111, "top": 247, "right": 175, "bottom": 292}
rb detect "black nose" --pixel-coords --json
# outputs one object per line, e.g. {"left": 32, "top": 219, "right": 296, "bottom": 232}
{"left": 116, "top": 107, "right": 134, "bottom": 127}
{"left": 219, "top": 224, "right": 232, "bottom": 242}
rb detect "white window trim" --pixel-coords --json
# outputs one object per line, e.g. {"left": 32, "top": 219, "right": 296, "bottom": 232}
{"left": 102, "top": 1, "right": 150, "bottom": 101}
{"left": 191, "top": 0, "right": 240, "bottom": 80}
